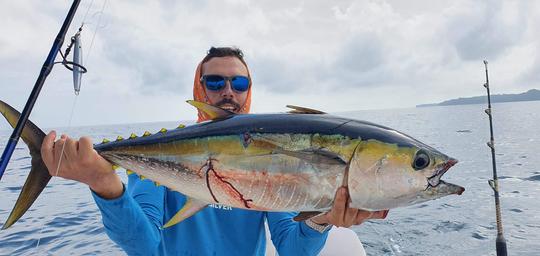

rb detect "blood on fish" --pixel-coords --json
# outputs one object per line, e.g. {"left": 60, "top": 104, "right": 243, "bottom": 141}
{"left": 202, "top": 157, "right": 253, "bottom": 208}
{"left": 212, "top": 168, "right": 318, "bottom": 210}
{"left": 209, "top": 168, "right": 253, "bottom": 208}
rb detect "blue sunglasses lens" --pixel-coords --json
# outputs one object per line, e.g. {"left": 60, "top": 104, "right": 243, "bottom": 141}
{"left": 204, "top": 75, "right": 249, "bottom": 92}
{"left": 204, "top": 75, "right": 226, "bottom": 91}
{"left": 231, "top": 76, "right": 249, "bottom": 92}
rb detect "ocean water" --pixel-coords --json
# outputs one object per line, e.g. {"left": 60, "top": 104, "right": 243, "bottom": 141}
{"left": 0, "top": 101, "right": 539, "bottom": 255}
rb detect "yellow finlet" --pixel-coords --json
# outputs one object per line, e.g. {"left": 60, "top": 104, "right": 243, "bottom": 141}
{"left": 116, "top": 136, "right": 124, "bottom": 141}
{"left": 126, "top": 170, "right": 134, "bottom": 175}
{"left": 186, "top": 100, "right": 235, "bottom": 120}
{"left": 112, "top": 164, "right": 119, "bottom": 170}
{"left": 102, "top": 138, "right": 110, "bottom": 143}
{"left": 177, "top": 124, "right": 185, "bottom": 129}
{"left": 129, "top": 133, "right": 137, "bottom": 139}
{"left": 143, "top": 131, "right": 152, "bottom": 137}
{"left": 163, "top": 197, "right": 208, "bottom": 228}
{"left": 140, "top": 175, "right": 146, "bottom": 180}
{"left": 154, "top": 181, "right": 161, "bottom": 186}
{"left": 159, "top": 128, "right": 167, "bottom": 133}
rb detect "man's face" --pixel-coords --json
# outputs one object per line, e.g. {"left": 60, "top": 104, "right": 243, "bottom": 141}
{"left": 201, "top": 56, "right": 249, "bottom": 113}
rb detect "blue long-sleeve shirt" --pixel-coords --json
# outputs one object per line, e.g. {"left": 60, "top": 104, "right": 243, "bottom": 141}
{"left": 92, "top": 174, "right": 329, "bottom": 255}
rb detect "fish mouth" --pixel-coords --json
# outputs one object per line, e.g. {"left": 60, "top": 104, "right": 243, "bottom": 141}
{"left": 425, "top": 158, "right": 465, "bottom": 195}
{"left": 427, "top": 158, "right": 458, "bottom": 188}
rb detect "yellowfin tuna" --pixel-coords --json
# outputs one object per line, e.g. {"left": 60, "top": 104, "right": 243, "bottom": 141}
{"left": 0, "top": 100, "right": 464, "bottom": 229}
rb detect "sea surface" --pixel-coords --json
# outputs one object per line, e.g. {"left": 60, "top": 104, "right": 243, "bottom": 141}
{"left": 0, "top": 101, "right": 538, "bottom": 255}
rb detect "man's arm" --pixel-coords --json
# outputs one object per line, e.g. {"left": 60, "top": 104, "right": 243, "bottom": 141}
{"left": 266, "top": 211, "right": 329, "bottom": 256}
{"left": 266, "top": 187, "right": 389, "bottom": 256}
{"left": 42, "top": 131, "right": 165, "bottom": 255}
{"left": 92, "top": 176, "right": 165, "bottom": 255}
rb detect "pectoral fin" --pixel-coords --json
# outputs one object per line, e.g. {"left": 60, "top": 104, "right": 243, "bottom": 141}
{"left": 163, "top": 197, "right": 208, "bottom": 228}
{"left": 273, "top": 148, "right": 347, "bottom": 165}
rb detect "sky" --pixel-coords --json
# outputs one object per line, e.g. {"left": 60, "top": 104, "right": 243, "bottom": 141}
{"left": 0, "top": 0, "right": 539, "bottom": 129}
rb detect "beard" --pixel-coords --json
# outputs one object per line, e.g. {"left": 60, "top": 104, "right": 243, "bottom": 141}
{"left": 215, "top": 98, "right": 241, "bottom": 113}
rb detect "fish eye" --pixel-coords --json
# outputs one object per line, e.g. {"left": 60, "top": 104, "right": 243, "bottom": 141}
{"left": 412, "top": 150, "right": 430, "bottom": 170}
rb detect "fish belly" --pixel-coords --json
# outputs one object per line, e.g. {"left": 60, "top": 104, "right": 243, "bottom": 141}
{"left": 103, "top": 151, "right": 343, "bottom": 212}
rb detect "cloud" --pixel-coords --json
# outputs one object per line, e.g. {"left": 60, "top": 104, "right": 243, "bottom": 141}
{"left": 0, "top": 0, "right": 539, "bottom": 129}
{"left": 444, "top": 0, "right": 528, "bottom": 61}
{"left": 332, "top": 33, "right": 388, "bottom": 88}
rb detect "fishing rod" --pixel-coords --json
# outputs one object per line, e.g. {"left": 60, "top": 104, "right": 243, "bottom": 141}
{"left": 0, "top": 0, "right": 82, "bottom": 180}
{"left": 483, "top": 60, "right": 507, "bottom": 256}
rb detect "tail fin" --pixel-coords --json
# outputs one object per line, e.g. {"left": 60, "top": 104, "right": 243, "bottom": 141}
{"left": 0, "top": 100, "right": 51, "bottom": 229}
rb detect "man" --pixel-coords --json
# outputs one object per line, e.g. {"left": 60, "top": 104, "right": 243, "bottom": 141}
{"left": 41, "top": 47, "right": 388, "bottom": 255}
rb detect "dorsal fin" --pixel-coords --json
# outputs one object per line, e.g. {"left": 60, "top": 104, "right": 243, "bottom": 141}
{"left": 286, "top": 105, "right": 326, "bottom": 114}
{"left": 186, "top": 100, "right": 235, "bottom": 120}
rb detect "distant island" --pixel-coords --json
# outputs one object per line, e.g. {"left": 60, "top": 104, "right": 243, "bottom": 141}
{"left": 417, "top": 89, "right": 540, "bottom": 107}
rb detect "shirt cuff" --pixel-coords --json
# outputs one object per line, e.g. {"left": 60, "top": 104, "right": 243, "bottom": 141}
{"left": 90, "top": 183, "right": 127, "bottom": 205}
{"left": 300, "top": 219, "right": 332, "bottom": 237}
{"left": 305, "top": 218, "right": 333, "bottom": 233}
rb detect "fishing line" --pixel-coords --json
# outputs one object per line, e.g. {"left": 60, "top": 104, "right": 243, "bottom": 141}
{"left": 85, "top": 0, "right": 108, "bottom": 63}
{"left": 54, "top": 97, "right": 80, "bottom": 177}
{"left": 81, "top": 0, "right": 95, "bottom": 24}
{"left": 46, "top": 0, "right": 108, "bottom": 252}
{"left": 33, "top": 0, "right": 108, "bottom": 252}
{"left": 56, "top": 0, "right": 107, "bottom": 75}
{"left": 33, "top": 220, "right": 47, "bottom": 251}
{"left": 52, "top": 0, "right": 108, "bottom": 175}
{"left": 32, "top": 93, "right": 80, "bottom": 253}
{"left": 42, "top": 2, "right": 109, "bottom": 252}
{"left": 33, "top": 83, "right": 81, "bottom": 254}
{"left": 368, "top": 223, "right": 397, "bottom": 256}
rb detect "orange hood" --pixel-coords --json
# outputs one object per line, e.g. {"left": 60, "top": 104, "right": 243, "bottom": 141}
{"left": 193, "top": 61, "right": 252, "bottom": 122}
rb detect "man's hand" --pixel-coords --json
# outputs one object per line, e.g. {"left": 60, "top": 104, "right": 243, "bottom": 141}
{"left": 41, "top": 130, "right": 123, "bottom": 199}
{"left": 310, "top": 187, "right": 389, "bottom": 227}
